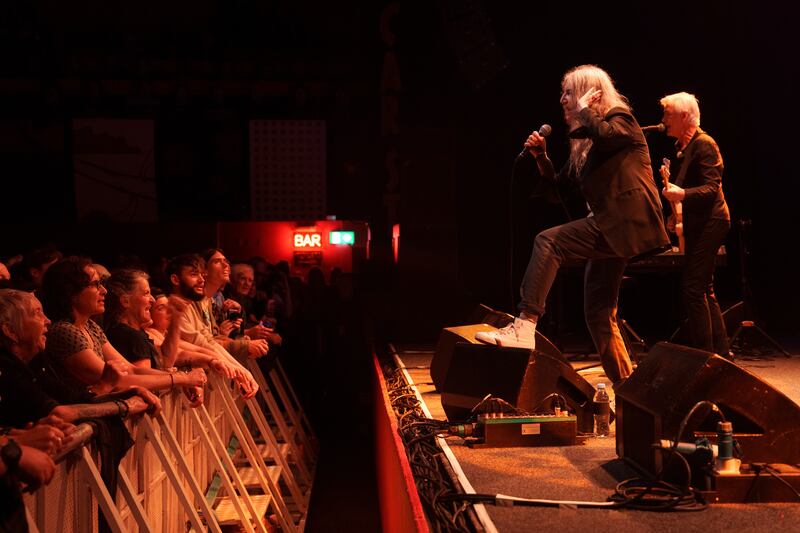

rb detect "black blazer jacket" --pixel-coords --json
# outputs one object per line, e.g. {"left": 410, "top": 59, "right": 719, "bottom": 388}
{"left": 539, "top": 106, "right": 670, "bottom": 258}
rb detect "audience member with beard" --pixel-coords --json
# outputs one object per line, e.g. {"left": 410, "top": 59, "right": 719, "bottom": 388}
{"left": 168, "top": 253, "right": 259, "bottom": 398}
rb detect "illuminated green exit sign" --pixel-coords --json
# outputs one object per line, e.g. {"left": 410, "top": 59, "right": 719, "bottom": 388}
{"left": 329, "top": 231, "right": 355, "bottom": 245}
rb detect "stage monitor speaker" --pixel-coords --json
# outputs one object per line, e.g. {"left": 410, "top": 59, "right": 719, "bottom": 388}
{"left": 464, "top": 304, "right": 515, "bottom": 328}
{"left": 431, "top": 323, "right": 565, "bottom": 392}
{"left": 616, "top": 342, "right": 800, "bottom": 477}
{"left": 435, "top": 342, "right": 596, "bottom": 433}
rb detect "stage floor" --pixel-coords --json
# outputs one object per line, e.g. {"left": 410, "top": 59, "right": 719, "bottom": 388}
{"left": 392, "top": 345, "right": 800, "bottom": 533}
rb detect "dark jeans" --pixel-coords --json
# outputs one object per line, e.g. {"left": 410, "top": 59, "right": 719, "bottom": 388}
{"left": 683, "top": 218, "right": 730, "bottom": 355}
{"left": 518, "top": 217, "right": 633, "bottom": 384}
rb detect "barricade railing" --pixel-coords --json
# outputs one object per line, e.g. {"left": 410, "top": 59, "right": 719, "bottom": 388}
{"left": 22, "top": 360, "right": 316, "bottom": 532}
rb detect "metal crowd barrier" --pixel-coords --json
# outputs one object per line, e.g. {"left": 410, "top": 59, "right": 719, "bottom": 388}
{"left": 23, "top": 359, "right": 318, "bottom": 533}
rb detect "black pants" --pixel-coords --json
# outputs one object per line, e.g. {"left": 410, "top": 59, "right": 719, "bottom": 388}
{"left": 518, "top": 216, "right": 633, "bottom": 384}
{"left": 682, "top": 218, "right": 730, "bottom": 355}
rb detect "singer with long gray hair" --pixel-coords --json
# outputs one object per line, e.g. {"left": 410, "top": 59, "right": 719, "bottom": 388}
{"left": 659, "top": 91, "right": 731, "bottom": 357}
{"left": 477, "top": 64, "right": 669, "bottom": 386}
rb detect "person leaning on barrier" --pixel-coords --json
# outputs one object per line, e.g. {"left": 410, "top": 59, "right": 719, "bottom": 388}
{"left": 0, "top": 288, "right": 162, "bottom": 496}
{"left": 104, "top": 268, "right": 211, "bottom": 406}
{"left": 38, "top": 256, "right": 207, "bottom": 402}
{"left": 104, "top": 269, "right": 170, "bottom": 369}
{"left": 144, "top": 288, "right": 249, "bottom": 388}
{"left": 1, "top": 432, "right": 55, "bottom": 533}
{"left": 167, "top": 253, "right": 259, "bottom": 398}
{"left": 0, "top": 288, "right": 162, "bottom": 431}
{"left": 201, "top": 249, "right": 273, "bottom": 356}
{"left": 0, "top": 288, "right": 163, "bottom": 532}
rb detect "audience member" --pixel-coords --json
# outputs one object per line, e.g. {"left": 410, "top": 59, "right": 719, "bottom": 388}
{"left": 10, "top": 244, "right": 62, "bottom": 292}
{"left": 167, "top": 254, "right": 259, "bottom": 397}
{"left": 200, "top": 250, "right": 271, "bottom": 356}
{"left": 0, "top": 287, "right": 162, "bottom": 531}
{"left": 0, "top": 289, "right": 161, "bottom": 429}
{"left": 228, "top": 262, "right": 281, "bottom": 343}
{"left": 1, "top": 433, "right": 54, "bottom": 532}
{"left": 202, "top": 248, "right": 243, "bottom": 337}
{"left": 146, "top": 289, "right": 245, "bottom": 384}
{"left": 104, "top": 269, "right": 171, "bottom": 368}
{"left": 39, "top": 257, "right": 206, "bottom": 400}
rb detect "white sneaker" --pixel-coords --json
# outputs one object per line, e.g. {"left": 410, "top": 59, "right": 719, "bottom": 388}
{"left": 475, "top": 318, "right": 536, "bottom": 350}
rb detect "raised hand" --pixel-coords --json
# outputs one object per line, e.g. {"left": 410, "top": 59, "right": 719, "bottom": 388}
{"left": 577, "top": 87, "right": 602, "bottom": 110}
{"left": 165, "top": 295, "right": 191, "bottom": 329}
{"left": 523, "top": 130, "right": 547, "bottom": 156}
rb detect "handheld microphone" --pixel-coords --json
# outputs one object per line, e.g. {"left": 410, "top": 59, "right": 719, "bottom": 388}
{"left": 518, "top": 124, "right": 552, "bottom": 158}
{"left": 642, "top": 123, "right": 665, "bottom": 135}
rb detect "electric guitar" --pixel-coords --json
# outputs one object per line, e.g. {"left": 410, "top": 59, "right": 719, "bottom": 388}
{"left": 659, "top": 157, "right": 685, "bottom": 252}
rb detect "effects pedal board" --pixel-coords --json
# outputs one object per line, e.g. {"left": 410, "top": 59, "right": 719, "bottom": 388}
{"left": 465, "top": 413, "right": 579, "bottom": 448}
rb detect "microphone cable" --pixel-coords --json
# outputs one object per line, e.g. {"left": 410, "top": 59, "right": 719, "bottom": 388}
{"left": 508, "top": 152, "right": 527, "bottom": 310}
{"left": 508, "top": 147, "right": 574, "bottom": 311}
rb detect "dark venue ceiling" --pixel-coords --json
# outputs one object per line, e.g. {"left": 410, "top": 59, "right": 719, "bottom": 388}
{"left": 1, "top": 1, "right": 797, "bottom": 339}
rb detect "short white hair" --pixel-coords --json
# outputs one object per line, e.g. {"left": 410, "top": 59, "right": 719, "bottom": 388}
{"left": 232, "top": 263, "right": 254, "bottom": 281}
{"left": 660, "top": 92, "right": 700, "bottom": 127}
{"left": 0, "top": 289, "right": 34, "bottom": 350}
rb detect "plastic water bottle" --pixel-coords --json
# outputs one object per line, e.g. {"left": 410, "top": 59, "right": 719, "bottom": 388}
{"left": 594, "top": 383, "right": 610, "bottom": 437}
